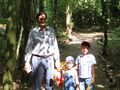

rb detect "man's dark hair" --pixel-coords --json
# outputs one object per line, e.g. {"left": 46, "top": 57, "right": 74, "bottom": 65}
{"left": 81, "top": 41, "right": 90, "bottom": 49}
{"left": 36, "top": 12, "right": 47, "bottom": 22}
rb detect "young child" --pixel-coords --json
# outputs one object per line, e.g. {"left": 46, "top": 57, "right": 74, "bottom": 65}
{"left": 64, "top": 56, "right": 79, "bottom": 90}
{"left": 75, "top": 41, "right": 96, "bottom": 90}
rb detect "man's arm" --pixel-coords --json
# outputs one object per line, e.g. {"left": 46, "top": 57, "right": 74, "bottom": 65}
{"left": 24, "top": 30, "right": 34, "bottom": 73}
{"left": 25, "top": 30, "right": 34, "bottom": 62}
{"left": 53, "top": 33, "right": 60, "bottom": 69}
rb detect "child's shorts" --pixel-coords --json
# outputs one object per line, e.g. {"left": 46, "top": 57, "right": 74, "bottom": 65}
{"left": 79, "top": 78, "right": 94, "bottom": 90}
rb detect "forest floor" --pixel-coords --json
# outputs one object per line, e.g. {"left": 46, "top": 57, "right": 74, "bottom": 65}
{"left": 0, "top": 31, "right": 120, "bottom": 90}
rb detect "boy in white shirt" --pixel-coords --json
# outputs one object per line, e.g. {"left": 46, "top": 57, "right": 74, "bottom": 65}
{"left": 75, "top": 41, "right": 96, "bottom": 90}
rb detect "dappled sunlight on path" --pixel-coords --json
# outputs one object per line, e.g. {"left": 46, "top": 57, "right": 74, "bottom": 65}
{"left": 68, "top": 32, "right": 103, "bottom": 45}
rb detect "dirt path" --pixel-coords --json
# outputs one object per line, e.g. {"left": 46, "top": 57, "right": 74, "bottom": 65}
{"left": 60, "top": 32, "right": 108, "bottom": 90}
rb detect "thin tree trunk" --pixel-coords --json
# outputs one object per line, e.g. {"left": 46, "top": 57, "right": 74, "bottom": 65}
{"left": 3, "top": 18, "right": 17, "bottom": 90}
{"left": 52, "top": 0, "right": 57, "bottom": 30}
{"left": 2, "top": 0, "right": 20, "bottom": 89}
{"left": 19, "top": 0, "right": 32, "bottom": 85}
{"left": 101, "top": 0, "right": 108, "bottom": 55}
{"left": 66, "top": 0, "right": 73, "bottom": 40}
{"left": 39, "top": 0, "right": 44, "bottom": 12}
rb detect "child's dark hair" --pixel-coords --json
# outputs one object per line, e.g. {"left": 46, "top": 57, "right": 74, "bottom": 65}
{"left": 36, "top": 12, "right": 47, "bottom": 22}
{"left": 81, "top": 41, "right": 90, "bottom": 49}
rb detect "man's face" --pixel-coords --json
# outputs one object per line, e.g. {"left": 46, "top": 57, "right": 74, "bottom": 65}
{"left": 38, "top": 14, "right": 46, "bottom": 27}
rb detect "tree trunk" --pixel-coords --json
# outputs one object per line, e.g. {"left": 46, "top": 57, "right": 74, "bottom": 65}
{"left": 52, "top": 0, "right": 57, "bottom": 30}
{"left": 2, "top": 0, "right": 21, "bottom": 89}
{"left": 3, "top": 18, "right": 17, "bottom": 90}
{"left": 39, "top": 0, "right": 44, "bottom": 12}
{"left": 19, "top": 0, "right": 32, "bottom": 84}
{"left": 102, "top": 18, "right": 108, "bottom": 56}
{"left": 20, "top": 0, "right": 32, "bottom": 47}
{"left": 101, "top": 0, "right": 108, "bottom": 56}
{"left": 66, "top": 0, "right": 73, "bottom": 40}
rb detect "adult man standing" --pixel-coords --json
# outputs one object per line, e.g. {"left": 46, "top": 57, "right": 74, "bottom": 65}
{"left": 24, "top": 12, "right": 60, "bottom": 90}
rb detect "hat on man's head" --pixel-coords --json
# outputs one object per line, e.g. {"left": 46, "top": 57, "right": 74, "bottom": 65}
{"left": 65, "top": 56, "right": 74, "bottom": 63}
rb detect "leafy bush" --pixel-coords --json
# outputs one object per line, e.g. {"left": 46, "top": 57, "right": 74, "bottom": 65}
{"left": 56, "top": 28, "right": 68, "bottom": 48}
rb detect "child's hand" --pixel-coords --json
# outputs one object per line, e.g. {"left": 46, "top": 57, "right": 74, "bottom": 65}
{"left": 76, "top": 87, "right": 79, "bottom": 90}
{"left": 91, "top": 78, "right": 95, "bottom": 84}
{"left": 76, "top": 84, "right": 80, "bottom": 90}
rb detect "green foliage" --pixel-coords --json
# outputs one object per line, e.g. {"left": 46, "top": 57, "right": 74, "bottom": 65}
{"left": 45, "top": 0, "right": 53, "bottom": 25}
{"left": 0, "top": 19, "right": 7, "bottom": 60}
{"left": 3, "top": 70, "right": 13, "bottom": 90}
{"left": 57, "top": 0, "right": 66, "bottom": 27}
{"left": 118, "top": 1, "right": 120, "bottom": 9}
{"left": 95, "top": 0, "right": 102, "bottom": 15}
{"left": 106, "top": 26, "right": 120, "bottom": 66}
{"left": 74, "top": 0, "right": 101, "bottom": 14}
{"left": 0, "top": 0, "right": 120, "bottom": 89}
{"left": 0, "top": 31, "right": 7, "bottom": 61}
{"left": 56, "top": 27, "right": 68, "bottom": 47}
{"left": 0, "top": 18, "right": 8, "bottom": 24}
{"left": 57, "top": 0, "right": 80, "bottom": 27}
{"left": 72, "top": 0, "right": 103, "bottom": 30}
{"left": 108, "top": 27, "right": 120, "bottom": 50}
{"left": 0, "top": 0, "right": 9, "bottom": 18}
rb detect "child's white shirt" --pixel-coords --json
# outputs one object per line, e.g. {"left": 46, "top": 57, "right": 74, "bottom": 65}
{"left": 64, "top": 68, "right": 77, "bottom": 80}
{"left": 64, "top": 68, "right": 79, "bottom": 88}
{"left": 75, "top": 54, "right": 96, "bottom": 78}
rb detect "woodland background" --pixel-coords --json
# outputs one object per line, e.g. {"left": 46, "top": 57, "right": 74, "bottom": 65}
{"left": 0, "top": 0, "right": 120, "bottom": 90}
